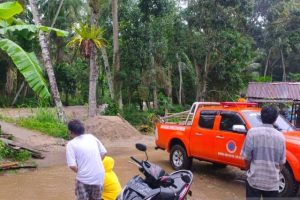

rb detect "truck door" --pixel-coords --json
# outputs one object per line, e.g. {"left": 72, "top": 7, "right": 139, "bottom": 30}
{"left": 215, "top": 112, "right": 246, "bottom": 168}
{"left": 190, "top": 110, "right": 218, "bottom": 161}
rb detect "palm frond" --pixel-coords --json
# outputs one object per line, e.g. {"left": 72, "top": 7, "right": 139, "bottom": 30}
{"left": 68, "top": 23, "right": 107, "bottom": 49}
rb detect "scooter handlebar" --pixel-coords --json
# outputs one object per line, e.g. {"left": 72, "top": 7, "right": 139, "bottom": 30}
{"left": 130, "top": 156, "right": 142, "bottom": 166}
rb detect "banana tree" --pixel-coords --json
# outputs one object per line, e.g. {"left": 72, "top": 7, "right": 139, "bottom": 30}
{"left": 0, "top": 39, "right": 50, "bottom": 99}
{"left": 0, "top": 1, "right": 68, "bottom": 122}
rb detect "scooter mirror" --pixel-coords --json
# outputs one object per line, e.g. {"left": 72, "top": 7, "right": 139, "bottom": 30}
{"left": 136, "top": 143, "right": 147, "bottom": 152}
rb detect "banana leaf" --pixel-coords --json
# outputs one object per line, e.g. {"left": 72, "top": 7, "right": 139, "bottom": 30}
{"left": 0, "top": 25, "right": 69, "bottom": 37}
{"left": 0, "top": 2, "right": 23, "bottom": 20}
{"left": 0, "top": 39, "right": 51, "bottom": 99}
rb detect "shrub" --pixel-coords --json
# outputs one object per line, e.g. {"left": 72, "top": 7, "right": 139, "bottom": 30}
{"left": 0, "top": 141, "right": 31, "bottom": 162}
{"left": 103, "top": 101, "right": 119, "bottom": 116}
{"left": 14, "top": 150, "right": 31, "bottom": 162}
{"left": 122, "top": 105, "right": 151, "bottom": 126}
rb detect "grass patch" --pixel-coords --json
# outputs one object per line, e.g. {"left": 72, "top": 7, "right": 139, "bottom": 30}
{"left": 0, "top": 115, "right": 16, "bottom": 123}
{"left": 0, "top": 141, "right": 31, "bottom": 162}
{"left": 16, "top": 108, "right": 68, "bottom": 139}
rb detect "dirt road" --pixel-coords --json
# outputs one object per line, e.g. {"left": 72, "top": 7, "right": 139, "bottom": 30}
{"left": 0, "top": 112, "right": 248, "bottom": 200}
{"left": 0, "top": 141, "right": 245, "bottom": 200}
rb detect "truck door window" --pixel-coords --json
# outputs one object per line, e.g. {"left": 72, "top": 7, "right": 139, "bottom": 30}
{"left": 199, "top": 110, "right": 217, "bottom": 129}
{"left": 220, "top": 113, "right": 245, "bottom": 132}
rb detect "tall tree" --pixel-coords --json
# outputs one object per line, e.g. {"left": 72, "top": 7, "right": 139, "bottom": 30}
{"left": 88, "top": 0, "right": 101, "bottom": 117}
{"left": 28, "top": 0, "right": 67, "bottom": 123}
{"left": 186, "top": 0, "right": 253, "bottom": 100}
{"left": 112, "top": 0, "right": 122, "bottom": 109}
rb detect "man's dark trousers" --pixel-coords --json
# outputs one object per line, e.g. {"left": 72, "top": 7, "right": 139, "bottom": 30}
{"left": 246, "top": 181, "right": 279, "bottom": 200}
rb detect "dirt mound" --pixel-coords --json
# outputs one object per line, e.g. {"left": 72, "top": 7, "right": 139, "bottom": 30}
{"left": 65, "top": 106, "right": 88, "bottom": 121}
{"left": 84, "top": 116, "right": 142, "bottom": 141}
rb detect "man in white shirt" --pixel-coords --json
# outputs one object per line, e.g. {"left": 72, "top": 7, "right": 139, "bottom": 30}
{"left": 66, "top": 120, "right": 107, "bottom": 200}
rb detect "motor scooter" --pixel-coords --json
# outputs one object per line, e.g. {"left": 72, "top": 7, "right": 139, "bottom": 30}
{"left": 117, "top": 143, "right": 193, "bottom": 200}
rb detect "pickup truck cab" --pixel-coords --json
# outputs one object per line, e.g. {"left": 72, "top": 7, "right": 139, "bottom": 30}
{"left": 155, "top": 102, "right": 300, "bottom": 197}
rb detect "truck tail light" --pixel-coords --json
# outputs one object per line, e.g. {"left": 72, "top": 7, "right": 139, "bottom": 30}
{"left": 155, "top": 126, "right": 158, "bottom": 140}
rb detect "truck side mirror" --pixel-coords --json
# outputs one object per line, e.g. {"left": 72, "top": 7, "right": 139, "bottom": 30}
{"left": 232, "top": 125, "right": 247, "bottom": 133}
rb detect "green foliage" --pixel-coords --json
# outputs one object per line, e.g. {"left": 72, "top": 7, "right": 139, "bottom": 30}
{"left": 67, "top": 23, "right": 107, "bottom": 49}
{"left": 122, "top": 104, "right": 154, "bottom": 126}
{"left": 13, "top": 150, "right": 31, "bottom": 162}
{"left": 17, "top": 108, "right": 68, "bottom": 139}
{"left": 0, "top": 1, "right": 23, "bottom": 20}
{"left": 0, "top": 1, "right": 69, "bottom": 103}
{"left": 289, "top": 73, "right": 300, "bottom": 81}
{"left": 0, "top": 141, "right": 31, "bottom": 162}
{"left": 0, "top": 25, "right": 69, "bottom": 37}
{"left": 3, "top": 0, "right": 300, "bottom": 125}
{"left": 103, "top": 101, "right": 119, "bottom": 116}
{"left": 254, "top": 76, "right": 273, "bottom": 82}
{"left": 0, "top": 115, "right": 16, "bottom": 123}
{"left": 0, "top": 39, "right": 51, "bottom": 99}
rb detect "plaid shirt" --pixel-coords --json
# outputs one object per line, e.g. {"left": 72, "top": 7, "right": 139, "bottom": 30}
{"left": 241, "top": 124, "right": 286, "bottom": 191}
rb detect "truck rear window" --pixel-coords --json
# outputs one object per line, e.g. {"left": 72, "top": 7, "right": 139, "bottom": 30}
{"left": 199, "top": 111, "right": 217, "bottom": 129}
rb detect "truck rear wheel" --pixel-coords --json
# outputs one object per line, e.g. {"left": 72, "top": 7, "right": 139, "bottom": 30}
{"left": 170, "top": 145, "right": 192, "bottom": 170}
{"left": 279, "top": 165, "right": 299, "bottom": 197}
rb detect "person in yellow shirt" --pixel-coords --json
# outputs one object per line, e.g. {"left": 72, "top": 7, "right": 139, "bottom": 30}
{"left": 102, "top": 156, "right": 122, "bottom": 200}
{"left": 238, "top": 93, "right": 247, "bottom": 102}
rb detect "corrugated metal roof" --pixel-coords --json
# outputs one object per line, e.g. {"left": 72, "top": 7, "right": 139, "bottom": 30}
{"left": 246, "top": 82, "right": 300, "bottom": 100}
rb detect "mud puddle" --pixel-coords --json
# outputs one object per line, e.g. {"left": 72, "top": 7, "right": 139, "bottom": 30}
{"left": 0, "top": 166, "right": 75, "bottom": 200}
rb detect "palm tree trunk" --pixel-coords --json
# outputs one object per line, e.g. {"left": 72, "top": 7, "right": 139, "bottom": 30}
{"left": 194, "top": 60, "right": 201, "bottom": 101}
{"left": 112, "top": 0, "right": 122, "bottom": 109}
{"left": 88, "top": 2, "right": 100, "bottom": 117}
{"left": 152, "top": 55, "right": 159, "bottom": 110}
{"left": 28, "top": 0, "right": 67, "bottom": 123}
{"left": 153, "top": 85, "right": 158, "bottom": 110}
{"left": 88, "top": 44, "right": 98, "bottom": 117}
{"left": 166, "top": 65, "right": 172, "bottom": 104}
{"left": 101, "top": 48, "right": 114, "bottom": 99}
{"left": 281, "top": 49, "right": 286, "bottom": 82}
{"left": 5, "top": 67, "right": 15, "bottom": 96}
{"left": 177, "top": 53, "right": 182, "bottom": 105}
{"left": 178, "top": 62, "right": 183, "bottom": 105}
{"left": 200, "top": 54, "right": 209, "bottom": 101}
{"left": 264, "top": 49, "right": 271, "bottom": 77}
{"left": 50, "top": 0, "right": 65, "bottom": 28}
{"left": 12, "top": 81, "right": 25, "bottom": 106}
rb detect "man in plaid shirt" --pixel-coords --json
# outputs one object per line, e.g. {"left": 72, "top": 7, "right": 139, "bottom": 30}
{"left": 241, "top": 106, "right": 285, "bottom": 199}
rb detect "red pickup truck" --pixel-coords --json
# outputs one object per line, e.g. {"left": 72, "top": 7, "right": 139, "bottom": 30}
{"left": 155, "top": 102, "right": 300, "bottom": 197}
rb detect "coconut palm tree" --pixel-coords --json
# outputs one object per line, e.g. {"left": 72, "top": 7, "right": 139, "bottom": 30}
{"left": 67, "top": 23, "right": 107, "bottom": 117}
{"left": 28, "top": 0, "right": 67, "bottom": 123}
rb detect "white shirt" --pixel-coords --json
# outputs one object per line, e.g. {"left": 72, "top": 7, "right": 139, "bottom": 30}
{"left": 66, "top": 133, "right": 107, "bottom": 185}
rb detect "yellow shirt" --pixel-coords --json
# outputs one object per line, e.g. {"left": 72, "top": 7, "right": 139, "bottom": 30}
{"left": 102, "top": 156, "right": 122, "bottom": 200}
{"left": 238, "top": 98, "right": 246, "bottom": 102}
